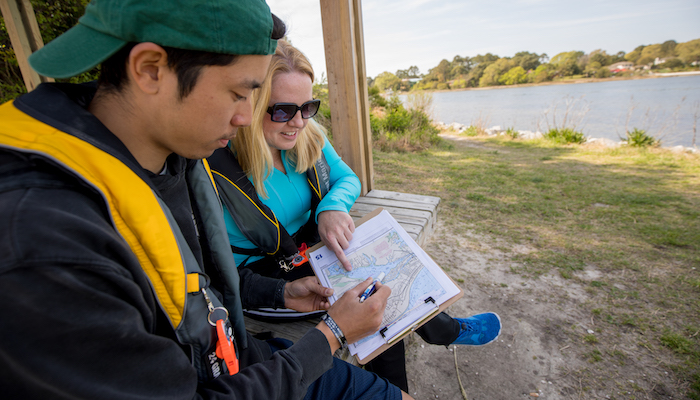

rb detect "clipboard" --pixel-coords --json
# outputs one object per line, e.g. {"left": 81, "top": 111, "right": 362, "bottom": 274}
{"left": 308, "top": 207, "right": 464, "bottom": 364}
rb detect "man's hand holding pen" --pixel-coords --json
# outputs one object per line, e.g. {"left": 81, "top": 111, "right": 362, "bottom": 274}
{"left": 317, "top": 277, "right": 391, "bottom": 353}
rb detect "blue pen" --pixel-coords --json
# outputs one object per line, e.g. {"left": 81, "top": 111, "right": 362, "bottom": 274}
{"left": 359, "top": 272, "right": 385, "bottom": 303}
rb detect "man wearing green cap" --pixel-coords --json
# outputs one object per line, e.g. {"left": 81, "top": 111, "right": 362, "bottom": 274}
{"left": 0, "top": 1, "right": 412, "bottom": 399}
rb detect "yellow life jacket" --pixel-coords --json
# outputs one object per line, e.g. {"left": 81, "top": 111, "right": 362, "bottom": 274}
{"left": 0, "top": 100, "right": 245, "bottom": 381}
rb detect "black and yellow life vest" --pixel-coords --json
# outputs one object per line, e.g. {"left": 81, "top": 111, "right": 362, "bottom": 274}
{"left": 207, "top": 146, "right": 330, "bottom": 270}
{"left": 0, "top": 100, "right": 245, "bottom": 381}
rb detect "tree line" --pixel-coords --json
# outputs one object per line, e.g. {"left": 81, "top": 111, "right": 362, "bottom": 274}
{"left": 371, "top": 39, "right": 700, "bottom": 92}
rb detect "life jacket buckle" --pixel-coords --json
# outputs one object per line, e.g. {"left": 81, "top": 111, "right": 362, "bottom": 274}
{"left": 279, "top": 243, "right": 309, "bottom": 272}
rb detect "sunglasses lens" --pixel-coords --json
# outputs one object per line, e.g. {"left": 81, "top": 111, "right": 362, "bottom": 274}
{"left": 271, "top": 105, "right": 297, "bottom": 122}
{"left": 268, "top": 100, "right": 321, "bottom": 122}
{"left": 301, "top": 100, "right": 320, "bottom": 119}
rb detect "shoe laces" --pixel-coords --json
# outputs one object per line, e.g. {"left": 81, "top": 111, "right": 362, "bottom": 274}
{"left": 461, "top": 320, "right": 480, "bottom": 334}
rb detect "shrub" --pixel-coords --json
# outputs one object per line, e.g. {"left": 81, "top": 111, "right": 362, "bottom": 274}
{"left": 506, "top": 127, "right": 519, "bottom": 139}
{"left": 370, "top": 95, "right": 440, "bottom": 151}
{"left": 383, "top": 106, "right": 412, "bottom": 133}
{"left": 544, "top": 128, "right": 586, "bottom": 144}
{"left": 463, "top": 126, "right": 483, "bottom": 136}
{"left": 368, "top": 85, "right": 387, "bottom": 108}
{"left": 625, "top": 128, "right": 658, "bottom": 147}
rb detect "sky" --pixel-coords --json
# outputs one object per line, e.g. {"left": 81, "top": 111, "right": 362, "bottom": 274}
{"left": 265, "top": 0, "right": 700, "bottom": 81}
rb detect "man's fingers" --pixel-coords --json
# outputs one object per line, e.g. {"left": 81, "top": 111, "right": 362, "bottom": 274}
{"left": 348, "top": 277, "right": 374, "bottom": 296}
{"left": 368, "top": 282, "right": 390, "bottom": 300}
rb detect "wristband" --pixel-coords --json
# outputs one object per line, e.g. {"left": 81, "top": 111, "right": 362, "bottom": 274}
{"left": 322, "top": 313, "right": 347, "bottom": 349}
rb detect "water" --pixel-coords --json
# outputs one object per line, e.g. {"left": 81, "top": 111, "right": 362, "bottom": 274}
{"left": 417, "top": 75, "right": 700, "bottom": 147}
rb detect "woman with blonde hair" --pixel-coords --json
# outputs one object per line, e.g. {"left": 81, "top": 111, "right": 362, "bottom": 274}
{"left": 208, "top": 40, "right": 501, "bottom": 393}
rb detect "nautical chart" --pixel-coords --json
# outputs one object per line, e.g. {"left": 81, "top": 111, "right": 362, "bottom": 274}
{"left": 322, "top": 228, "right": 444, "bottom": 329}
{"left": 309, "top": 209, "right": 462, "bottom": 360}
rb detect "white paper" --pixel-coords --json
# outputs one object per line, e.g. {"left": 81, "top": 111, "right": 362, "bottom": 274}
{"left": 309, "top": 209, "right": 461, "bottom": 360}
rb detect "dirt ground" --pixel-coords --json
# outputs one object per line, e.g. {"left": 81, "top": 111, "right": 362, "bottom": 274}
{"left": 402, "top": 218, "right": 683, "bottom": 400}
{"left": 402, "top": 221, "right": 580, "bottom": 400}
{"left": 395, "top": 132, "right": 695, "bottom": 400}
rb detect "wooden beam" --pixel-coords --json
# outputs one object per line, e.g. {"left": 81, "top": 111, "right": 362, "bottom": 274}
{"left": 0, "top": 0, "right": 52, "bottom": 92}
{"left": 320, "top": 0, "right": 374, "bottom": 195}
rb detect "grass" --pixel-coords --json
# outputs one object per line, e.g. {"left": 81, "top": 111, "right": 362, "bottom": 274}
{"left": 372, "top": 134, "right": 700, "bottom": 398}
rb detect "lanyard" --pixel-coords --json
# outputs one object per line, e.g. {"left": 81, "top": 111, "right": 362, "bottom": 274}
{"left": 201, "top": 288, "right": 239, "bottom": 375}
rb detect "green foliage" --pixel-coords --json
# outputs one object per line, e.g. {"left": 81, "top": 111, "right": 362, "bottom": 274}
{"left": 395, "top": 65, "right": 421, "bottom": 79}
{"left": 550, "top": 50, "right": 584, "bottom": 67}
{"left": 544, "top": 128, "right": 586, "bottom": 144}
{"left": 464, "top": 62, "right": 491, "bottom": 87}
{"left": 479, "top": 58, "right": 515, "bottom": 87}
{"left": 529, "top": 64, "right": 553, "bottom": 83}
{"left": 660, "top": 40, "right": 678, "bottom": 57}
{"left": 368, "top": 86, "right": 387, "bottom": 108}
{"left": 584, "top": 61, "right": 602, "bottom": 77}
{"left": 498, "top": 66, "right": 527, "bottom": 85}
{"left": 625, "top": 128, "right": 658, "bottom": 147}
{"left": 373, "top": 71, "right": 401, "bottom": 92}
{"left": 659, "top": 58, "right": 685, "bottom": 70}
{"left": 625, "top": 45, "right": 645, "bottom": 64}
{"left": 595, "top": 67, "right": 611, "bottom": 78}
{"left": 511, "top": 51, "right": 544, "bottom": 71}
{"left": 411, "top": 53, "right": 500, "bottom": 91}
{"left": 463, "top": 125, "right": 484, "bottom": 136}
{"left": 1, "top": 0, "right": 98, "bottom": 103}
{"left": 637, "top": 55, "right": 655, "bottom": 66}
{"left": 411, "top": 80, "right": 438, "bottom": 91}
{"left": 312, "top": 83, "right": 332, "bottom": 136}
{"left": 676, "top": 39, "right": 700, "bottom": 65}
{"left": 450, "top": 79, "right": 467, "bottom": 89}
{"left": 371, "top": 95, "right": 440, "bottom": 151}
{"left": 640, "top": 44, "right": 663, "bottom": 62}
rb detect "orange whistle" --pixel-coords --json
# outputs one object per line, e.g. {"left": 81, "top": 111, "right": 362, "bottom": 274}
{"left": 291, "top": 243, "right": 309, "bottom": 267}
{"left": 215, "top": 319, "right": 239, "bottom": 375}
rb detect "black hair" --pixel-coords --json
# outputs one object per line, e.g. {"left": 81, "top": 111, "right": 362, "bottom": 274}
{"left": 97, "top": 13, "right": 286, "bottom": 99}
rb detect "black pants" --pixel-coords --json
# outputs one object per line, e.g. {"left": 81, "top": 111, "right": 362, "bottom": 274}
{"left": 364, "top": 312, "right": 460, "bottom": 392}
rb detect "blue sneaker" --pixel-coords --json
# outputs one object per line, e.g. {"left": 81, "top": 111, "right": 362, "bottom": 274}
{"left": 452, "top": 312, "right": 502, "bottom": 346}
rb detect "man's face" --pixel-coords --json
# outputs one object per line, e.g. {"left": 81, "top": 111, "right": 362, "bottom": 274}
{"left": 154, "top": 54, "right": 272, "bottom": 160}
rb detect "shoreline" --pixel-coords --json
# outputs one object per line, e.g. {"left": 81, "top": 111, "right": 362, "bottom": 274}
{"left": 435, "top": 122, "right": 698, "bottom": 154}
{"left": 413, "top": 70, "right": 700, "bottom": 94}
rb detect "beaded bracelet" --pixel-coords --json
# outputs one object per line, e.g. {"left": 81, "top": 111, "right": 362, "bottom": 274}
{"left": 322, "top": 313, "right": 347, "bottom": 349}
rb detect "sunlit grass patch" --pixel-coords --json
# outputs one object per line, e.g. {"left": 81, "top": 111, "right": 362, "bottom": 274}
{"left": 373, "top": 134, "right": 700, "bottom": 396}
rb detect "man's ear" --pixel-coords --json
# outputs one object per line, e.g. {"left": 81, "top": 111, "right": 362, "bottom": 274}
{"left": 127, "top": 42, "right": 170, "bottom": 95}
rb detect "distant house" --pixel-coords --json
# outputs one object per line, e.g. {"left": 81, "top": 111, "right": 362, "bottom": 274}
{"left": 654, "top": 57, "right": 670, "bottom": 66}
{"left": 608, "top": 61, "right": 634, "bottom": 73}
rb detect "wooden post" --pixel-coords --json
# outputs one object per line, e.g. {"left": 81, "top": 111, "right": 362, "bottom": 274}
{"left": 320, "top": 0, "right": 374, "bottom": 195}
{"left": 0, "top": 0, "right": 53, "bottom": 92}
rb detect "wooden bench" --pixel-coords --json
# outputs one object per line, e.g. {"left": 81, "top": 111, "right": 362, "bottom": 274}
{"left": 243, "top": 189, "right": 441, "bottom": 359}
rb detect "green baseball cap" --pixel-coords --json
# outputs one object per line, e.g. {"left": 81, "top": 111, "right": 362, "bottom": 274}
{"left": 29, "top": 0, "right": 277, "bottom": 79}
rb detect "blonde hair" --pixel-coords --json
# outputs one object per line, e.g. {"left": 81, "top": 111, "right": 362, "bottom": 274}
{"left": 233, "top": 40, "right": 326, "bottom": 198}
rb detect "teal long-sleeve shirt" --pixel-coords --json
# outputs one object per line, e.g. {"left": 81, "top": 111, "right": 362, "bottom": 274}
{"left": 223, "top": 137, "right": 361, "bottom": 267}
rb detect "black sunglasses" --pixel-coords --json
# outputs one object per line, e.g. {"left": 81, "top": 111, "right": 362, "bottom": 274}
{"left": 266, "top": 99, "right": 321, "bottom": 122}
